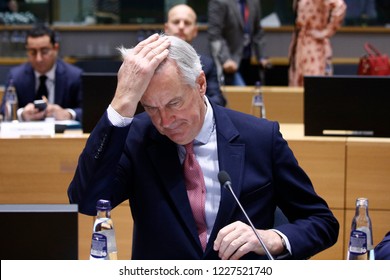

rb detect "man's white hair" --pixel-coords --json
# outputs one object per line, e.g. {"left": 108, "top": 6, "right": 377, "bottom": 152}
{"left": 118, "top": 34, "right": 202, "bottom": 88}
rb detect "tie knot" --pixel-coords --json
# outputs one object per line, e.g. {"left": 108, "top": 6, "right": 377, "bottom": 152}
{"left": 184, "top": 142, "right": 194, "bottom": 154}
{"left": 40, "top": 75, "right": 47, "bottom": 83}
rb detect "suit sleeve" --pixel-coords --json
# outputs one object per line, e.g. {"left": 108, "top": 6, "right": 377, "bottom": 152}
{"left": 202, "top": 55, "right": 227, "bottom": 106}
{"left": 207, "top": 0, "right": 232, "bottom": 65}
{"left": 67, "top": 113, "right": 130, "bottom": 215}
{"left": 270, "top": 122, "right": 339, "bottom": 259}
{"left": 251, "top": 0, "right": 267, "bottom": 61}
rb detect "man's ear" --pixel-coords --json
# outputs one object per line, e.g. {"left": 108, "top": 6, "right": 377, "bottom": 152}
{"left": 197, "top": 71, "right": 207, "bottom": 96}
{"left": 53, "top": 42, "right": 60, "bottom": 51}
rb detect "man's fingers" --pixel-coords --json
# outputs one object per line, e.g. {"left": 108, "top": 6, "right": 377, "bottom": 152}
{"left": 131, "top": 33, "right": 170, "bottom": 61}
{"left": 111, "top": 34, "right": 170, "bottom": 117}
{"left": 132, "top": 33, "right": 159, "bottom": 55}
{"left": 139, "top": 36, "right": 170, "bottom": 61}
{"left": 213, "top": 221, "right": 243, "bottom": 252}
{"left": 214, "top": 221, "right": 261, "bottom": 260}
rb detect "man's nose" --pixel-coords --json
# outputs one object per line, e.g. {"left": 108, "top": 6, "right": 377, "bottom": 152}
{"left": 35, "top": 52, "right": 44, "bottom": 61}
{"left": 159, "top": 109, "right": 174, "bottom": 128}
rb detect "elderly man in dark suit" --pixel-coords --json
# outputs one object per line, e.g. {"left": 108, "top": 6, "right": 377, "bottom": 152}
{"left": 68, "top": 33, "right": 339, "bottom": 260}
{"left": 1, "top": 24, "right": 83, "bottom": 122}
{"left": 164, "top": 4, "right": 226, "bottom": 107}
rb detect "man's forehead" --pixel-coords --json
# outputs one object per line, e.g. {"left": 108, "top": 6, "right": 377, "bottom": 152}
{"left": 169, "top": 6, "right": 196, "bottom": 21}
{"left": 27, "top": 35, "right": 51, "bottom": 46}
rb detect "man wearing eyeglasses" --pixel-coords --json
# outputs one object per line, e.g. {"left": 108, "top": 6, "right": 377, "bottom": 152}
{"left": 1, "top": 24, "right": 83, "bottom": 122}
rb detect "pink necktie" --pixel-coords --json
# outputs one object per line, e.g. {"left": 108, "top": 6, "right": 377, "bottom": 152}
{"left": 183, "top": 142, "right": 207, "bottom": 251}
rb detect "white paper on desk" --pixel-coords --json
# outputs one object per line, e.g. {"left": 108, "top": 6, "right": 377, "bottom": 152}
{"left": 0, "top": 121, "right": 55, "bottom": 138}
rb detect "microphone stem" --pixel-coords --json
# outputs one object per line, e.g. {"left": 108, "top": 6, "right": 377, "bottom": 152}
{"left": 226, "top": 184, "right": 274, "bottom": 260}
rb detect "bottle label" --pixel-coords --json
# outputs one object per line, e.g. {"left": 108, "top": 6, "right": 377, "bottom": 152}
{"left": 252, "top": 94, "right": 263, "bottom": 106}
{"left": 90, "top": 232, "right": 108, "bottom": 259}
{"left": 348, "top": 230, "right": 368, "bottom": 255}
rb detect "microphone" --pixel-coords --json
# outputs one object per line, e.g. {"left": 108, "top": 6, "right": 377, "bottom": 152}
{"left": 218, "top": 170, "right": 274, "bottom": 260}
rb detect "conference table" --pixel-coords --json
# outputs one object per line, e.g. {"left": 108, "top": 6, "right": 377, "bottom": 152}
{"left": 0, "top": 86, "right": 389, "bottom": 260}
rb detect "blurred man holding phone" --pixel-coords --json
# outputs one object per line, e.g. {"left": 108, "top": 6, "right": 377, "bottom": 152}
{"left": 1, "top": 24, "right": 83, "bottom": 122}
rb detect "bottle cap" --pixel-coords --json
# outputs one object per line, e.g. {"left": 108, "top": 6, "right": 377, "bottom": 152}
{"left": 96, "top": 199, "right": 112, "bottom": 210}
{"left": 356, "top": 197, "right": 368, "bottom": 206}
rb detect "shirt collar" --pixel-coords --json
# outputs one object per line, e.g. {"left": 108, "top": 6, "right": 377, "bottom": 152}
{"left": 34, "top": 63, "right": 56, "bottom": 81}
{"left": 194, "top": 96, "right": 215, "bottom": 145}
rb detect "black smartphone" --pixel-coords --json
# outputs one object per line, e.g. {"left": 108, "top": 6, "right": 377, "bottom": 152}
{"left": 34, "top": 100, "right": 47, "bottom": 111}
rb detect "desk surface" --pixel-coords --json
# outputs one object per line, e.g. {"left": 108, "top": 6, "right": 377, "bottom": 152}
{"left": 280, "top": 123, "right": 346, "bottom": 141}
{"left": 281, "top": 123, "right": 390, "bottom": 144}
{"left": 222, "top": 86, "right": 304, "bottom": 123}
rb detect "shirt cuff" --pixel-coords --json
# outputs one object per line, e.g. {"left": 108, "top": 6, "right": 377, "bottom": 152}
{"left": 272, "top": 229, "right": 292, "bottom": 258}
{"left": 17, "top": 107, "right": 24, "bottom": 121}
{"left": 66, "top": 108, "right": 76, "bottom": 120}
{"left": 107, "top": 104, "right": 133, "bottom": 127}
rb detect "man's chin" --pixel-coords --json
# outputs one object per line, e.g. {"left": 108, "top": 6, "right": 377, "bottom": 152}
{"left": 165, "top": 132, "right": 188, "bottom": 145}
{"left": 177, "top": 35, "right": 186, "bottom": 41}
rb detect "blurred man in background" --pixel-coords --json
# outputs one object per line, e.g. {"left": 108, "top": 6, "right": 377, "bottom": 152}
{"left": 165, "top": 4, "right": 226, "bottom": 106}
{"left": 1, "top": 24, "right": 83, "bottom": 122}
{"left": 208, "top": 0, "right": 269, "bottom": 86}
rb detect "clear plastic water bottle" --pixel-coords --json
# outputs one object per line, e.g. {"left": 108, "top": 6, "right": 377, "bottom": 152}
{"left": 324, "top": 57, "right": 333, "bottom": 76}
{"left": 89, "top": 199, "right": 118, "bottom": 260}
{"left": 347, "top": 197, "right": 374, "bottom": 260}
{"left": 4, "top": 79, "right": 18, "bottom": 122}
{"left": 252, "top": 81, "right": 266, "bottom": 118}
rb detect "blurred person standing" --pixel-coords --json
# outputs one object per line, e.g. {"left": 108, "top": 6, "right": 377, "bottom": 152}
{"left": 376, "top": 0, "right": 390, "bottom": 25}
{"left": 164, "top": 4, "right": 226, "bottom": 106}
{"left": 344, "top": 0, "right": 377, "bottom": 26}
{"left": 94, "top": 0, "right": 120, "bottom": 24}
{"left": 288, "top": 0, "right": 346, "bottom": 87}
{"left": 207, "top": 0, "right": 269, "bottom": 86}
{"left": 0, "top": 24, "right": 83, "bottom": 122}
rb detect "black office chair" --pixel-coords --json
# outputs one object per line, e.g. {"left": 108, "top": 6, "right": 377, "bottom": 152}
{"left": 274, "top": 207, "right": 289, "bottom": 227}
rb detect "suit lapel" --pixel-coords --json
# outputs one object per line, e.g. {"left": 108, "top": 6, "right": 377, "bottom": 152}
{"left": 23, "top": 65, "right": 36, "bottom": 101}
{"left": 206, "top": 105, "right": 246, "bottom": 253}
{"left": 230, "top": 0, "right": 245, "bottom": 29}
{"left": 147, "top": 134, "right": 204, "bottom": 251}
{"left": 54, "top": 60, "right": 65, "bottom": 104}
{"left": 207, "top": 142, "right": 245, "bottom": 254}
{"left": 247, "top": 0, "right": 256, "bottom": 32}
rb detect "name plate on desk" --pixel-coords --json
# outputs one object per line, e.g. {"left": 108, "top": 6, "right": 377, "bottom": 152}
{"left": 0, "top": 121, "right": 55, "bottom": 138}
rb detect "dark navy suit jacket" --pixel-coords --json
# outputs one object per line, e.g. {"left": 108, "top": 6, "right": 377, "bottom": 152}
{"left": 1, "top": 59, "right": 83, "bottom": 121}
{"left": 375, "top": 231, "right": 390, "bottom": 260}
{"left": 201, "top": 54, "right": 226, "bottom": 107}
{"left": 68, "top": 103, "right": 339, "bottom": 260}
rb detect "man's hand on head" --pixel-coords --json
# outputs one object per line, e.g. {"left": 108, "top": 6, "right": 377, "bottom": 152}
{"left": 111, "top": 34, "right": 171, "bottom": 118}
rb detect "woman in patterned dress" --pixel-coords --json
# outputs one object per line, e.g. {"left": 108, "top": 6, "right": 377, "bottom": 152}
{"left": 288, "top": 0, "right": 346, "bottom": 86}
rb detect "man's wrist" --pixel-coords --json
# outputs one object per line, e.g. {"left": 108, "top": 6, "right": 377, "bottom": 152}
{"left": 276, "top": 234, "right": 291, "bottom": 259}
